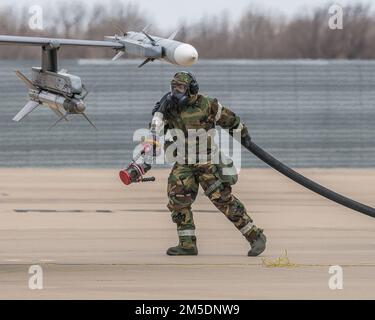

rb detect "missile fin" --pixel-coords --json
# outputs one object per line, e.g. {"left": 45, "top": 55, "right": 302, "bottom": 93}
{"left": 48, "top": 106, "right": 69, "bottom": 121}
{"left": 82, "top": 113, "right": 98, "bottom": 131}
{"left": 142, "top": 24, "right": 151, "bottom": 33}
{"left": 14, "top": 70, "right": 37, "bottom": 89}
{"left": 48, "top": 112, "right": 68, "bottom": 130}
{"left": 138, "top": 58, "right": 154, "bottom": 68}
{"left": 12, "top": 100, "right": 40, "bottom": 122}
{"left": 142, "top": 31, "right": 156, "bottom": 45}
{"left": 168, "top": 30, "right": 179, "bottom": 40}
{"left": 112, "top": 22, "right": 127, "bottom": 36}
{"left": 112, "top": 51, "right": 125, "bottom": 61}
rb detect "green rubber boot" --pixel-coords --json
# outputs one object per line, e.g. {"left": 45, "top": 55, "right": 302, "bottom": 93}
{"left": 247, "top": 229, "right": 267, "bottom": 257}
{"left": 166, "top": 235, "right": 198, "bottom": 256}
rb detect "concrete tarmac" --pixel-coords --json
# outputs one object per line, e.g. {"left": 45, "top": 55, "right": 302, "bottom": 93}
{"left": 0, "top": 168, "right": 374, "bottom": 299}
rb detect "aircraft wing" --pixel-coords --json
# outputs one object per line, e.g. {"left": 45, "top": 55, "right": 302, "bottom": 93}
{"left": 0, "top": 35, "right": 124, "bottom": 49}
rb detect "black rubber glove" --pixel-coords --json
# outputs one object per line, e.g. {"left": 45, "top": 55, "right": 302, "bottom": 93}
{"left": 229, "top": 123, "right": 251, "bottom": 149}
{"left": 152, "top": 92, "right": 171, "bottom": 116}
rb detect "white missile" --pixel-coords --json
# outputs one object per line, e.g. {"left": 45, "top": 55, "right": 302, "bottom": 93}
{"left": 104, "top": 30, "right": 199, "bottom": 67}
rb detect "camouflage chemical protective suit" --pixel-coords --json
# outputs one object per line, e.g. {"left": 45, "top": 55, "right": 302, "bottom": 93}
{"left": 150, "top": 72, "right": 266, "bottom": 256}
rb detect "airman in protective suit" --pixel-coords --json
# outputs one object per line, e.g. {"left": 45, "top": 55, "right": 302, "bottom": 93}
{"left": 129, "top": 71, "right": 267, "bottom": 256}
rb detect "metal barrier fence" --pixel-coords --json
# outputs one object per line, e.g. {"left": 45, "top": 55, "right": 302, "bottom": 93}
{"left": 0, "top": 59, "right": 374, "bottom": 168}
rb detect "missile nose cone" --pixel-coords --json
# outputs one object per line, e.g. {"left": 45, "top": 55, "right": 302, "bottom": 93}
{"left": 174, "top": 44, "right": 198, "bottom": 66}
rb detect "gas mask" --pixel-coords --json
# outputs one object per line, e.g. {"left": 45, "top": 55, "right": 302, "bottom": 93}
{"left": 169, "top": 81, "right": 189, "bottom": 109}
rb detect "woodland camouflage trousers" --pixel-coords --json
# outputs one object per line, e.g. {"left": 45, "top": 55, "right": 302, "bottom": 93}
{"left": 167, "top": 162, "right": 258, "bottom": 247}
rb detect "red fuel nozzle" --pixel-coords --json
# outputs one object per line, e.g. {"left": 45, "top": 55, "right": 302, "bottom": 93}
{"left": 119, "top": 161, "right": 155, "bottom": 186}
{"left": 119, "top": 169, "right": 132, "bottom": 185}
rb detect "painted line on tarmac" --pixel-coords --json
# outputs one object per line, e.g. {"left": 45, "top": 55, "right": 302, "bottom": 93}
{"left": 39, "top": 259, "right": 56, "bottom": 262}
{"left": 3, "top": 259, "right": 22, "bottom": 262}
{"left": 14, "top": 209, "right": 113, "bottom": 213}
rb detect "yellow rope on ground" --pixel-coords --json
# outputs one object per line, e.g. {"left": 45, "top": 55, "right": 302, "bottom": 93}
{"left": 262, "top": 249, "right": 300, "bottom": 268}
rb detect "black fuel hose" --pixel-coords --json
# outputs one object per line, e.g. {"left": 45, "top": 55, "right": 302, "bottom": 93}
{"left": 246, "top": 140, "right": 375, "bottom": 218}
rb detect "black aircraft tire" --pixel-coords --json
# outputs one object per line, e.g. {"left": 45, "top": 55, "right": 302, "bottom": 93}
{"left": 246, "top": 140, "right": 375, "bottom": 219}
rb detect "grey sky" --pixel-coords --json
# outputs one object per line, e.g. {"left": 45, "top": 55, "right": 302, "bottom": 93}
{"left": 1, "top": 0, "right": 372, "bottom": 30}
